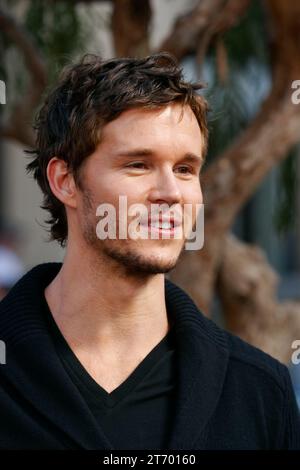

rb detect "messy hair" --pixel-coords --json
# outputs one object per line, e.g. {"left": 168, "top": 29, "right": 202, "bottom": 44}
{"left": 26, "top": 52, "right": 209, "bottom": 246}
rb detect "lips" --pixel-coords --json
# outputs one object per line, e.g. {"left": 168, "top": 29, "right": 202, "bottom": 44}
{"left": 139, "top": 216, "right": 182, "bottom": 230}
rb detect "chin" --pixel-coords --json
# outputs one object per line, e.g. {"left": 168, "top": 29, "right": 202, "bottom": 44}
{"left": 102, "top": 243, "right": 180, "bottom": 275}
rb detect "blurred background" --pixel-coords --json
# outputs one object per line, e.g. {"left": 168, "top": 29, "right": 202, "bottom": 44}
{"left": 0, "top": 0, "right": 300, "bottom": 403}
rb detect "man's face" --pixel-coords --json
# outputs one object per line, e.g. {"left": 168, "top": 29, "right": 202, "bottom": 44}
{"left": 75, "top": 103, "right": 204, "bottom": 276}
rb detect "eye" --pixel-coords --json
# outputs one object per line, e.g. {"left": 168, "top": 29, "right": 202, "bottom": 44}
{"left": 175, "top": 165, "right": 193, "bottom": 175}
{"left": 126, "top": 162, "right": 148, "bottom": 170}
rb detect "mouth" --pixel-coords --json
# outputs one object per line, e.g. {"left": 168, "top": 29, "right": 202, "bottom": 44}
{"left": 139, "top": 216, "right": 182, "bottom": 236}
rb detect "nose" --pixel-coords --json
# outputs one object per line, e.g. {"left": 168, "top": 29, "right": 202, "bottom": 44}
{"left": 148, "top": 167, "right": 182, "bottom": 205}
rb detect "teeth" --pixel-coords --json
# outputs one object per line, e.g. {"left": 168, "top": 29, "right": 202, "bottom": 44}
{"left": 150, "top": 221, "right": 172, "bottom": 229}
{"left": 161, "top": 222, "right": 172, "bottom": 229}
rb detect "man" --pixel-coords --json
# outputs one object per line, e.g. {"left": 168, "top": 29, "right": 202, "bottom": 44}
{"left": 0, "top": 52, "right": 299, "bottom": 450}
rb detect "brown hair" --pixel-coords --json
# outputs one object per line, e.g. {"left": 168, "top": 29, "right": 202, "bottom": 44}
{"left": 27, "top": 52, "right": 209, "bottom": 246}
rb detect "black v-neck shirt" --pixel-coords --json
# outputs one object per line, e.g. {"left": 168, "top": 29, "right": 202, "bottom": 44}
{"left": 42, "top": 294, "right": 177, "bottom": 450}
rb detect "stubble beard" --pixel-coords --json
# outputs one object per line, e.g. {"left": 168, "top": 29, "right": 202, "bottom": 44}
{"left": 81, "top": 190, "right": 184, "bottom": 277}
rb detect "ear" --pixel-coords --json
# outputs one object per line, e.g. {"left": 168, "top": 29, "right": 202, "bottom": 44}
{"left": 46, "top": 157, "right": 78, "bottom": 209}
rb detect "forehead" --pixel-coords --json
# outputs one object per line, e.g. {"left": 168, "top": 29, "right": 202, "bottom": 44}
{"left": 100, "top": 104, "right": 202, "bottom": 149}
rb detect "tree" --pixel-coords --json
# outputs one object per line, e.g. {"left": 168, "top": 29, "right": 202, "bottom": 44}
{"left": 1, "top": 0, "right": 300, "bottom": 363}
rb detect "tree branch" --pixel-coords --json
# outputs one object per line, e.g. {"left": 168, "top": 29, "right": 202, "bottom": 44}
{"left": 157, "top": 0, "right": 251, "bottom": 62}
{"left": 0, "top": 8, "right": 47, "bottom": 147}
{"left": 111, "top": 0, "right": 151, "bottom": 57}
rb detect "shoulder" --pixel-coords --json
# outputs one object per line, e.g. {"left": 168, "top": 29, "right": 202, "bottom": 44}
{"left": 224, "top": 328, "right": 289, "bottom": 392}
{"left": 0, "top": 263, "right": 62, "bottom": 345}
{"left": 165, "top": 277, "right": 290, "bottom": 392}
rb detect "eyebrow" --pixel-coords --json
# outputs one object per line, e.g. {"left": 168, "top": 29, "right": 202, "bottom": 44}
{"left": 114, "top": 148, "right": 204, "bottom": 165}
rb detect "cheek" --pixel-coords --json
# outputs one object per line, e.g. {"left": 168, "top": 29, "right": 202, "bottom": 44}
{"left": 86, "top": 175, "right": 123, "bottom": 206}
{"left": 183, "top": 182, "right": 203, "bottom": 205}
{"left": 99, "top": 173, "right": 145, "bottom": 200}
{"left": 91, "top": 180, "right": 147, "bottom": 223}
{"left": 116, "top": 179, "right": 149, "bottom": 207}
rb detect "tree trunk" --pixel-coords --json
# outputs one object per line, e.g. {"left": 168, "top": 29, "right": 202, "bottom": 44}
{"left": 170, "top": 0, "right": 300, "bottom": 322}
{"left": 218, "top": 234, "right": 300, "bottom": 364}
{"left": 112, "top": 0, "right": 151, "bottom": 57}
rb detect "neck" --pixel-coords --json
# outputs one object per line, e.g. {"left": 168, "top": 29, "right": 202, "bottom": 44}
{"left": 44, "top": 242, "right": 170, "bottom": 359}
